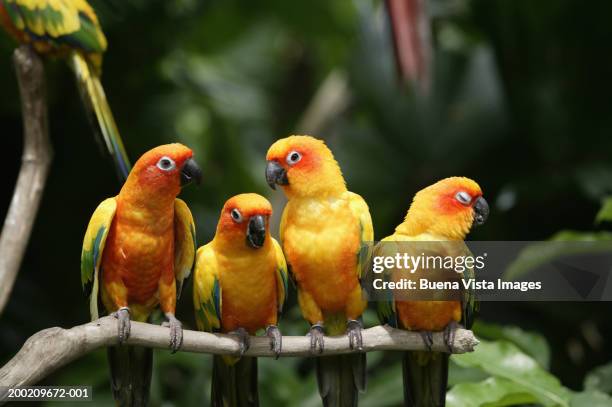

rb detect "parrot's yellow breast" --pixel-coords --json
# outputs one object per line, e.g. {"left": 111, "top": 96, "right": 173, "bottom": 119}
{"left": 282, "top": 194, "right": 361, "bottom": 313}
{"left": 217, "top": 243, "right": 278, "bottom": 334}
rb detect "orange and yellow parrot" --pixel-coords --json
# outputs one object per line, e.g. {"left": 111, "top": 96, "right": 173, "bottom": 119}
{"left": 193, "top": 193, "right": 288, "bottom": 407}
{"left": 0, "top": 0, "right": 131, "bottom": 180}
{"left": 81, "top": 143, "right": 201, "bottom": 405}
{"left": 265, "top": 135, "right": 374, "bottom": 407}
{"left": 377, "top": 177, "right": 488, "bottom": 407}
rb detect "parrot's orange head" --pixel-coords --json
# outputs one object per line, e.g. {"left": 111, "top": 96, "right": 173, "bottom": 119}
{"left": 126, "top": 143, "right": 202, "bottom": 196}
{"left": 216, "top": 193, "right": 273, "bottom": 249}
{"left": 398, "top": 177, "right": 489, "bottom": 240}
{"left": 265, "top": 135, "right": 346, "bottom": 198}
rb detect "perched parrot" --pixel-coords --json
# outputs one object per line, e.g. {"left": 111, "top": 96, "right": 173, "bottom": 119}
{"left": 193, "top": 193, "right": 288, "bottom": 407}
{"left": 0, "top": 0, "right": 131, "bottom": 180}
{"left": 265, "top": 135, "right": 374, "bottom": 407}
{"left": 81, "top": 143, "right": 201, "bottom": 406}
{"left": 376, "top": 177, "right": 489, "bottom": 407}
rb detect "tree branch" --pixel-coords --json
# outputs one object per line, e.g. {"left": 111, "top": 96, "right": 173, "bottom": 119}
{"left": 0, "top": 316, "right": 478, "bottom": 387}
{"left": 0, "top": 46, "right": 53, "bottom": 315}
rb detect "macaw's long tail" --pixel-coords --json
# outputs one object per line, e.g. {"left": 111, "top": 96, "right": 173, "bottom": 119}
{"left": 402, "top": 351, "right": 449, "bottom": 407}
{"left": 107, "top": 345, "right": 153, "bottom": 407}
{"left": 315, "top": 353, "right": 366, "bottom": 407}
{"left": 70, "top": 53, "right": 131, "bottom": 181}
{"left": 211, "top": 355, "right": 259, "bottom": 407}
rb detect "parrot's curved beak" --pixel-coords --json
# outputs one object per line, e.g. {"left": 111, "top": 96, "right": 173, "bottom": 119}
{"left": 181, "top": 158, "right": 202, "bottom": 186}
{"left": 473, "top": 196, "right": 489, "bottom": 226}
{"left": 265, "top": 160, "right": 288, "bottom": 190}
{"left": 246, "top": 215, "right": 266, "bottom": 249}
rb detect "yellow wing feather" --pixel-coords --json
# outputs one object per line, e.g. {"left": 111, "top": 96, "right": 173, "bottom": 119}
{"left": 272, "top": 238, "right": 288, "bottom": 313}
{"left": 347, "top": 191, "right": 374, "bottom": 278}
{"left": 80, "top": 197, "right": 116, "bottom": 320}
{"left": 193, "top": 243, "right": 222, "bottom": 332}
{"left": 174, "top": 198, "right": 196, "bottom": 299}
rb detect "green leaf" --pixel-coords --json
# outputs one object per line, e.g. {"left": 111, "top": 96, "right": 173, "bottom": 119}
{"left": 447, "top": 377, "right": 538, "bottom": 407}
{"left": 504, "top": 232, "right": 612, "bottom": 280}
{"left": 473, "top": 321, "right": 551, "bottom": 369}
{"left": 571, "top": 390, "right": 612, "bottom": 407}
{"left": 595, "top": 197, "right": 612, "bottom": 224}
{"left": 584, "top": 362, "right": 612, "bottom": 394}
{"left": 452, "top": 340, "right": 572, "bottom": 406}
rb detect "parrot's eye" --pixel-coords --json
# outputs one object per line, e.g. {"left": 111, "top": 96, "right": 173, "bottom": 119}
{"left": 156, "top": 156, "right": 176, "bottom": 172}
{"left": 286, "top": 151, "right": 302, "bottom": 165}
{"left": 230, "top": 208, "right": 243, "bottom": 223}
{"left": 455, "top": 191, "right": 472, "bottom": 205}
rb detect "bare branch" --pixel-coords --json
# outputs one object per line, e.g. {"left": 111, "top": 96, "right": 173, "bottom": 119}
{"left": 0, "top": 46, "right": 53, "bottom": 315}
{"left": 0, "top": 316, "right": 478, "bottom": 387}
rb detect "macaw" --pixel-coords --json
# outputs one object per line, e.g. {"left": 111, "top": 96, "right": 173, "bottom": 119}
{"left": 193, "top": 193, "right": 288, "bottom": 407}
{"left": 265, "top": 135, "right": 374, "bottom": 407}
{"left": 376, "top": 177, "right": 489, "bottom": 407}
{"left": 81, "top": 143, "right": 201, "bottom": 405}
{"left": 0, "top": 0, "right": 131, "bottom": 180}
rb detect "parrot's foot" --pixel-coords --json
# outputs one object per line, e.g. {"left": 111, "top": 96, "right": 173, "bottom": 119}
{"left": 308, "top": 323, "right": 325, "bottom": 355}
{"left": 346, "top": 319, "right": 363, "bottom": 351}
{"left": 443, "top": 322, "right": 461, "bottom": 353}
{"left": 266, "top": 325, "right": 282, "bottom": 359}
{"left": 420, "top": 331, "right": 434, "bottom": 351}
{"left": 162, "top": 313, "right": 183, "bottom": 353}
{"left": 230, "top": 327, "right": 250, "bottom": 357}
{"left": 111, "top": 307, "right": 131, "bottom": 344}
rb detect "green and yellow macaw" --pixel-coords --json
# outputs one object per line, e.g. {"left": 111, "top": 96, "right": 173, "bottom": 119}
{"left": 81, "top": 143, "right": 202, "bottom": 405}
{"left": 377, "top": 177, "right": 488, "bottom": 407}
{"left": 194, "top": 193, "right": 288, "bottom": 406}
{"left": 0, "top": 0, "right": 131, "bottom": 180}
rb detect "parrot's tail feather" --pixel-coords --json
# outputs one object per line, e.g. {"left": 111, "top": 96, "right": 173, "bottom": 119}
{"left": 107, "top": 345, "right": 153, "bottom": 407}
{"left": 402, "top": 351, "right": 449, "bottom": 407}
{"left": 71, "top": 53, "right": 132, "bottom": 181}
{"left": 211, "top": 355, "right": 259, "bottom": 407}
{"left": 316, "top": 353, "right": 366, "bottom": 407}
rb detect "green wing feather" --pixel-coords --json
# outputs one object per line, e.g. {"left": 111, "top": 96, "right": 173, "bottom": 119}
{"left": 174, "top": 198, "right": 196, "bottom": 299}
{"left": 193, "top": 244, "right": 222, "bottom": 332}
{"left": 348, "top": 191, "right": 374, "bottom": 279}
{"left": 272, "top": 238, "right": 288, "bottom": 315}
{"left": 80, "top": 197, "right": 116, "bottom": 320}
{"left": 2, "top": 0, "right": 107, "bottom": 54}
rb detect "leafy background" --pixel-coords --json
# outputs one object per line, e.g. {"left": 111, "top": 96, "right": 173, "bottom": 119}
{"left": 1, "top": 0, "right": 612, "bottom": 405}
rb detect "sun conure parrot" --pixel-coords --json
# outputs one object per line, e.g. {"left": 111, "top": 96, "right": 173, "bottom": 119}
{"left": 0, "top": 0, "right": 131, "bottom": 180}
{"left": 81, "top": 143, "right": 201, "bottom": 406}
{"left": 265, "top": 135, "right": 374, "bottom": 407}
{"left": 376, "top": 177, "right": 489, "bottom": 407}
{"left": 193, "top": 193, "right": 288, "bottom": 407}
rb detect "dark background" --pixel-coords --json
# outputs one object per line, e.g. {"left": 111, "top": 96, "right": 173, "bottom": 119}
{"left": 1, "top": 0, "right": 611, "bottom": 405}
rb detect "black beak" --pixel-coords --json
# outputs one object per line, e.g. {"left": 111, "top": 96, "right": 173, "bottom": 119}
{"left": 265, "top": 160, "right": 288, "bottom": 190}
{"left": 246, "top": 215, "right": 266, "bottom": 249}
{"left": 181, "top": 158, "right": 202, "bottom": 186}
{"left": 473, "top": 196, "right": 489, "bottom": 226}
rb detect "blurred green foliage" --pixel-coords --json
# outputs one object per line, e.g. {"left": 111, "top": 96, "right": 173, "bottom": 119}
{"left": 2, "top": 0, "right": 612, "bottom": 406}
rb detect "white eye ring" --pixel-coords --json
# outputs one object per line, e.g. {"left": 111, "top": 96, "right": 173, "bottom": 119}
{"left": 230, "top": 208, "right": 243, "bottom": 223}
{"left": 455, "top": 191, "right": 472, "bottom": 205}
{"left": 286, "top": 151, "right": 302, "bottom": 165}
{"left": 156, "top": 156, "right": 176, "bottom": 171}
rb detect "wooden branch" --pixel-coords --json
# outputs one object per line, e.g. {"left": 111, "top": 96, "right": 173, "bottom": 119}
{"left": 0, "top": 46, "right": 53, "bottom": 315}
{"left": 0, "top": 316, "right": 478, "bottom": 387}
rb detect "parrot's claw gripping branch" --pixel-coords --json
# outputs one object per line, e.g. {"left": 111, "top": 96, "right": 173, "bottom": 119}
{"left": 230, "top": 327, "right": 251, "bottom": 357}
{"left": 162, "top": 313, "right": 184, "bottom": 354}
{"left": 112, "top": 307, "right": 131, "bottom": 344}
{"left": 266, "top": 325, "right": 282, "bottom": 359}
{"left": 0, "top": 317, "right": 479, "bottom": 387}
{"left": 308, "top": 324, "right": 325, "bottom": 355}
{"left": 346, "top": 320, "right": 364, "bottom": 351}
